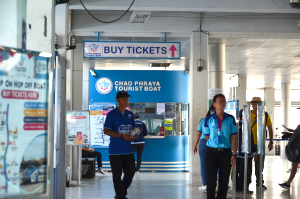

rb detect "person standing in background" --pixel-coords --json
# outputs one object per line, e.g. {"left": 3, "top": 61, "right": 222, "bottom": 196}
{"left": 193, "top": 106, "right": 215, "bottom": 193}
{"left": 131, "top": 114, "right": 148, "bottom": 173}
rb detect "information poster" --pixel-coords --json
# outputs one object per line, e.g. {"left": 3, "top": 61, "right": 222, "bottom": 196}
{"left": 0, "top": 50, "right": 49, "bottom": 197}
{"left": 165, "top": 103, "right": 175, "bottom": 118}
{"left": 208, "top": 88, "right": 225, "bottom": 108}
{"left": 156, "top": 103, "right": 165, "bottom": 115}
{"left": 224, "top": 100, "right": 239, "bottom": 120}
{"left": 66, "top": 111, "right": 90, "bottom": 145}
{"left": 135, "top": 103, "right": 146, "bottom": 113}
{"left": 164, "top": 119, "right": 173, "bottom": 131}
{"left": 89, "top": 103, "right": 116, "bottom": 146}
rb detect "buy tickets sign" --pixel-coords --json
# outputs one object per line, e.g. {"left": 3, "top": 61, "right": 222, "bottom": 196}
{"left": 83, "top": 41, "right": 181, "bottom": 59}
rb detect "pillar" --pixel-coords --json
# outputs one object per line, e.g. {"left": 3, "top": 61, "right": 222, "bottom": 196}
{"left": 208, "top": 44, "right": 226, "bottom": 106}
{"left": 264, "top": 88, "right": 275, "bottom": 129}
{"left": 236, "top": 77, "right": 247, "bottom": 108}
{"left": 54, "top": 4, "right": 68, "bottom": 198}
{"left": 281, "top": 83, "right": 291, "bottom": 131}
{"left": 189, "top": 32, "right": 208, "bottom": 185}
{"left": 264, "top": 88, "right": 275, "bottom": 155}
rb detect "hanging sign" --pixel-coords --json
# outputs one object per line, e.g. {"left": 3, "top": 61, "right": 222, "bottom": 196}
{"left": 83, "top": 41, "right": 181, "bottom": 59}
{"left": 66, "top": 111, "right": 90, "bottom": 145}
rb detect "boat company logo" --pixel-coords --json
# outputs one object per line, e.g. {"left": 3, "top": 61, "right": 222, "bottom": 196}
{"left": 19, "top": 56, "right": 25, "bottom": 66}
{"left": 96, "top": 77, "right": 113, "bottom": 95}
{"left": 89, "top": 43, "right": 99, "bottom": 52}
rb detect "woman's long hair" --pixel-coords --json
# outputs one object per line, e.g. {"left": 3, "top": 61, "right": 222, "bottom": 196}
{"left": 205, "top": 94, "right": 226, "bottom": 117}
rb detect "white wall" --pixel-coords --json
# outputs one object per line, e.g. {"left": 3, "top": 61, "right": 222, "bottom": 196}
{"left": 0, "top": 0, "right": 26, "bottom": 49}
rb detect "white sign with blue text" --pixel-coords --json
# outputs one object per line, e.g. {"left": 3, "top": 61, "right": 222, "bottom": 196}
{"left": 83, "top": 41, "right": 181, "bottom": 59}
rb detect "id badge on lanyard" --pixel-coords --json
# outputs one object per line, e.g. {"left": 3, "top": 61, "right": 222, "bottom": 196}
{"left": 218, "top": 129, "right": 222, "bottom": 144}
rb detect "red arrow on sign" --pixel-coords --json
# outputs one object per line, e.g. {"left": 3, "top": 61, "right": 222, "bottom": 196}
{"left": 169, "top": 45, "right": 177, "bottom": 57}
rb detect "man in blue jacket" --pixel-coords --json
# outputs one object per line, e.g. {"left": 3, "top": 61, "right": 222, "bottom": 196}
{"left": 131, "top": 114, "right": 148, "bottom": 172}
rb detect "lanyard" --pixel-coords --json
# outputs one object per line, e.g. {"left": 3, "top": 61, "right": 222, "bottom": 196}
{"left": 218, "top": 118, "right": 223, "bottom": 132}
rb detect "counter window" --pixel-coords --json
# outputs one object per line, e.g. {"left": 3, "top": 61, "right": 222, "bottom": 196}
{"left": 128, "top": 103, "right": 189, "bottom": 136}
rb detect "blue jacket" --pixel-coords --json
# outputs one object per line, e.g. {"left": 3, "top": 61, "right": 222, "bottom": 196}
{"left": 237, "top": 120, "right": 257, "bottom": 158}
{"left": 131, "top": 120, "right": 148, "bottom": 143}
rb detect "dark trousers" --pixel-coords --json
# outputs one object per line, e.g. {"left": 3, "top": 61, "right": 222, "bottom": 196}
{"left": 205, "top": 147, "right": 232, "bottom": 199}
{"left": 254, "top": 145, "right": 265, "bottom": 185}
{"left": 82, "top": 151, "right": 102, "bottom": 167}
{"left": 236, "top": 157, "right": 253, "bottom": 191}
{"left": 132, "top": 143, "right": 145, "bottom": 171}
{"left": 109, "top": 153, "right": 135, "bottom": 199}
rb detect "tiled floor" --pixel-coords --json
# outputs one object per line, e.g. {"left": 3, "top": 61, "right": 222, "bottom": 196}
{"left": 66, "top": 156, "right": 300, "bottom": 199}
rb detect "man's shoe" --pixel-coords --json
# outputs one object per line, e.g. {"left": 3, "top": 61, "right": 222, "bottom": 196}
{"left": 256, "top": 184, "right": 267, "bottom": 190}
{"left": 279, "top": 182, "right": 291, "bottom": 189}
{"left": 98, "top": 169, "right": 106, "bottom": 175}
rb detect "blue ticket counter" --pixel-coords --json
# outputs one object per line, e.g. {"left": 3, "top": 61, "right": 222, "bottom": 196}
{"left": 88, "top": 70, "right": 190, "bottom": 172}
{"left": 90, "top": 136, "right": 189, "bottom": 172}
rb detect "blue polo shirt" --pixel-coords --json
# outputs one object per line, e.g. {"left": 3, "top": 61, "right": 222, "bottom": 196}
{"left": 204, "top": 112, "right": 237, "bottom": 148}
{"left": 197, "top": 118, "right": 206, "bottom": 140}
{"left": 104, "top": 108, "right": 136, "bottom": 155}
{"left": 131, "top": 120, "right": 148, "bottom": 144}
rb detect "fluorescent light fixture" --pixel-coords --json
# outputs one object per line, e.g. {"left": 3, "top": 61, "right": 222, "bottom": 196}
{"left": 267, "top": 64, "right": 293, "bottom": 69}
{"left": 280, "top": 64, "right": 293, "bottom": 68}
{"left": 267, "top": 64, "right": 281, "bottom": 68}
{"left": 226, "top": 74, "right": 239, "bottom": 87}
{"left": 39, "top": 52, "right": 52, "bottom": 57}
{"left": 180, "top": 57, "right": 186, "bottom": 59}
{"left": 130, "top": 11, "right": 151, "bottom": 23}
{"left": 291, "top": 53, "right": 300, "bottom": 58}
{"left": 150, "top": 63, "right": 172, "bottom": 67}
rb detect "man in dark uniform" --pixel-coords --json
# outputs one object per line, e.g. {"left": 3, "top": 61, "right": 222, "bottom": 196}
{"left": 131, "top": 114, "right": 148, "bottom": 172}
{"left": 104, "top": 91, "right": 137, "bottom": 199}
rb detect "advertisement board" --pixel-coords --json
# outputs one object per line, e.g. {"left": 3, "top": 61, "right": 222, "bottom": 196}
{"left": 0, "top": 50, "right": 49, "bottom": 197}
{"left": 89, "top": 103, "right": 116, "bottom": 147}
{"left": 66, "top": 111, "right": 90, "bottom": 145}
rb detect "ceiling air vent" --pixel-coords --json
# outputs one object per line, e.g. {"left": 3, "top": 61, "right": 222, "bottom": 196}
{"left": 267, "top": 64, "right": 293, "bottom": 69}
{"left": 291, "top": 53, "right": 300, "bottom": 58}
{"left": 150, "top": 63, "right": 172, "bottom": 67}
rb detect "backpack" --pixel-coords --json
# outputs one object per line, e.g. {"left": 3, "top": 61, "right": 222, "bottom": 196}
{"left": 285, "top": 125, "right": 300, "bottom": 163}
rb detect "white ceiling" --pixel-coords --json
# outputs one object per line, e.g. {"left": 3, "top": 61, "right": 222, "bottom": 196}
{"left": 209, "top": 38, "right": 300, "bottom": 89}
{"left": 81, "top": 36, "right": 300, "bottom": 89}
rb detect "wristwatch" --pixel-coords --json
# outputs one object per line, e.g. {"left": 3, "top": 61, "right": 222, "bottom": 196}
{"left": 232, "top": 154, "right": 237, "bottom": 157}
{"left": 270, "top": 141, "right": 274, "bottom": 144}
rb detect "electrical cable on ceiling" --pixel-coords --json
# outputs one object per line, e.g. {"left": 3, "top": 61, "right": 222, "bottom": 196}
{"left": 79, "top": 0, "right": 135, "bottom": 23}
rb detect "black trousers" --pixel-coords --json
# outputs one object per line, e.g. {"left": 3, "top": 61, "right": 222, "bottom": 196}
{"left": 205, "top": 147, "right": 232, "bottom": 199}
{"left": 132, "top": 143, "right": 145, "bottom": 171}
{"left": 109, "top": 153, "right": 135, "bottom": 199}
{"left": 236, "top": 157, "right": 253, "bottom": 191}
{"left": 254, "top": 145, "right": 265, "bottom": 185}
{"left": 82, "top": 151, "right": 102, "bottom": 167}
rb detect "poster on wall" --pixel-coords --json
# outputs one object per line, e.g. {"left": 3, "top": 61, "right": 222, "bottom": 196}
{"left": 164, "top": 119, "right": 173, "bottom": 131}
{"left": 89, "top": 103, "right": 116, "bottom": 146}
{"left": 156, "top": 103, "right": 165, "bottom": 115}
{"left": 224, "top": 100, "right": 239, "bottom": 121}
{"left": 208, "top": 88, "right": 225, "bottom": 107}
{"left": 66, "top": 111, "right": 90, "bottom": 145}
{"left": 165, "top": 103, "right": 176, "bottom": 119}
{"left": 0, "top": 50, "right": 49, "bottom": 197}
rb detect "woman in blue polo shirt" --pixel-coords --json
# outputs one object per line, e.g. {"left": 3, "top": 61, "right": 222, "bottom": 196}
{"left": 204, "top": 94, "right": 237, "bottom": 199}
{"left": 193, "top": 106, "right": 215, "bottom": 192}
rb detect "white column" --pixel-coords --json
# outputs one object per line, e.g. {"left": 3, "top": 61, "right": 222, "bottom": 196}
{"left": 208, "top": 43, "right": 226, "bottom": 106}
{"left": 264, "top": 88, "right": 275, "bottom": 128}
{"left": 264, "top": 88, "right": 275, "bottom": 156}
{"left": 236, "top": 77, "right": 247, "bottom": 108}
{"left": 54, "top": 4, "right": 69, "bottom": 197}
{"left": 281, "top": 84, "right": 291, "bottom": 131}
{"left": 189, "top": 32, "right": 208, "bottom": 186}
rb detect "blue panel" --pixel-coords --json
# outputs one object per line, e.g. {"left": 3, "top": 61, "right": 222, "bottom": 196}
{"left": 93, "top": 136, "right": 189, "bottom": 172}
{"left": 89, "top": 70, "right": 189, "bottom": 104}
